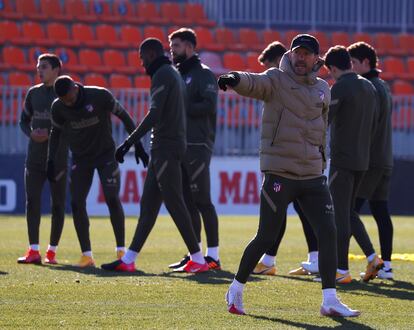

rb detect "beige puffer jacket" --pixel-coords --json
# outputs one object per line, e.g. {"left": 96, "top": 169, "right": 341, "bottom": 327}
{"left": 233, "top": 51, "right": 331, "bottom": 179}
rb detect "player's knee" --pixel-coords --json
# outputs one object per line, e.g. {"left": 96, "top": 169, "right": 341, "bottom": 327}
{"left": 104, "top": 195, "right": 121, "bottom": 209}
{"left": 71, "top": 199, "right": 86, "bottom": 214}
{"left": 51, "top": 203, "right": 65, "bottom": 217}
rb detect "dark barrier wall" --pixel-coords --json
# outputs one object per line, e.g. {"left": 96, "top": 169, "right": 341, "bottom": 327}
{"left": 0, "top": 155, "right": 413, "bottom": 215}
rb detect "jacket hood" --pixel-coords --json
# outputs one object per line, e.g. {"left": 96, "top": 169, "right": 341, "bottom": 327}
{"left": 279, "top": 51, "right": 324, "bottom": 85}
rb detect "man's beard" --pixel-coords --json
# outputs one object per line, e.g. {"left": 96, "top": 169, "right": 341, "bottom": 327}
{"left": 173, "top": 53, "right": 187, "bottom": 65}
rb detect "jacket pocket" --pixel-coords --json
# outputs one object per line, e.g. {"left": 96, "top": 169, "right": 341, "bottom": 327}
{"left": 270, "top": 109, "right": 284, "bottom": 146}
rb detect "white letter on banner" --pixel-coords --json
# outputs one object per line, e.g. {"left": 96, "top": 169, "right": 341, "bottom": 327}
{"left": 0, "top": 180, "right": 17, "bottom": 212}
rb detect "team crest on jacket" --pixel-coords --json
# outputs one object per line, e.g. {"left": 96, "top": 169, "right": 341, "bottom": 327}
{"left": 318, "top": 90, "right": 325, "bottom": 101}
{"left": 86, "top": 104, "right": 94, "bottom": 112}
{"left": 185, "top": 76, "right": 192, "bottom": 84}
{"left": 273, "top": 182, "right": 282, "bottom": 192}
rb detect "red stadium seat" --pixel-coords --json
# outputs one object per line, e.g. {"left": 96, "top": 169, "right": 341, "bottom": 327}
{"left": 68, "top": 72, "right": 82, "bottom": 84}
{"left": 110, "top": 74, "right": 132, "bottom": 89}
{"left": 331, "top": 32, "right": 351, "bottom": 47}
{"left": 64, "top": 0, "right": 96, "bottom": 22}
{"left": 20, "top": 21, "right": 53, "bottom": 47}
{"left": 47, "top": 22, "right": 80, "bottom": 47}
{"left": 308, "top": 31, "right": 330, "bottom": 52}
{"left": 55, "top": 47, "right": 87, "bottom": 73}
{"left": 136, "top": 2, "right": 166, "bottom": 24}
{"left": 112, "top": 0, "right": 140, "bottom": 24}
{"left": 0, "top": 20, "right": 21, "bottom": 42}
{"left": 319, "top": 65, "right": 330, "bottom": 79}
{"left": 16, "top": 0, "right": 46, "bottom": 20}
{"left": 72, "top": 23, "right": 104, "bottom": 48}
{"left": 88, "top": 0, "right": 120, "bottom": 24}
{"left": 223, "top": 52, "right": 246, "bottom": 71}
{"left": 120, "top": 25, "right": 143, "bottom": 49}
{"left": 28, "top": 47, "right": 48, "bottom": 64}
{"left": 78, "top": 49, "right": 111, "bottom": 74}
{"left": 284, "top": 30, "right": 301, "bottom": 46}
{"left": 84, "top": 73, "right": 108, "bottom": 87}
{"left": 397, "top": 34, "right": 414, "bottom": 55}
{"left": 246, "top": 52, "right": 264, "bottom": 72}
{"left": 96, "top": 24, "right": 128, "bottom": 49}
{"left": 375, "top": 33, "right": 399, "bottom": 56}
{"left": 40, "top": 0, "right": 69, "bottom": 21}
{"left": 381, "top": 57, "right": 406, "bottom": 80}
{"left": 406, "top": 58, "right": 414, "bottom": 80}
{"left": 143, "top": 26, "right": 167, "bottom": 48}
{"left": 393, "top": 80, "right": 414, "bottom": 95}
{"left": 215, "top": 28, "right": 237, "bottom": 50}
{"left": 353, "top": 32, "right": 374, "bottom": 46}
{"left": 184, "top": 3, "right": 215, "bottom": 27}
{"left": 263, "top": 30, "right": 283, "bottom": 46}
{"left": 134, "top": 75, "right": 151, "bottom": 89}
{"left": 0, "top": 0, "right": 23, "bottom": 19}
{"left": 160, "top": 2, "right": 191, "bottom": 25}
{"left": 9, "top": 72, "right": 32, "bottom": 86}
{"left": 193, "top": 27, "right": 224, "bottom": 52}
{"left": 103, "top": 50, "right": 135, "bottom": 75}
{"left": 127, "top": 50, "right": 145, "bottom": 74}
{"left": 239, "top": 28, "right": 262, "bottom": 51}
{"left": 2, "top": 46, "right": 32, "bottom": 71}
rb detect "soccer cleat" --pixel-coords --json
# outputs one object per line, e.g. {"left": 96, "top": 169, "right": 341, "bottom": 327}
{"left": 289, "top": 266, "right": 310, "bottom": 276}
{"left": 253, "top": 262, "right": 277, "bottom": 275}
{"left": 17, "top": 249, "right": 42, "bottom": 264}
{"left": 168, "top": 255, "right": 190, "bottom": 269}
{"left": 314, "top": 272, "right": 352, "bottom": 284}
{"left": 101, "top": 259, "right": 136, "bottom": 272}
{"left": 205, "top": 256, "right": 221, "bottom": 270}
{"left": 174, "top": 260, "right": 209, "bottom": 273}
{"left": 225, "top": 288, "right": 246, "bottom": 315}
{"left": 362, "top": 255, "right": 384, "bottom": 282}
{"left": 301, "top": 260, "right": 319, "bottom": 274}
{"left": 116, "top": 250, "right": 125, "bottom": 259}
{"left": 44, "top": 250, "right": 57, "bottom": 264}
{"left": 75, "top": 255, "right": 95, "bottom": 268}
{"left": 377, "top": 268, "right": 394, "bottom": 280}
{"left": 320, "top": 298, "right": 361, "bottom": 317}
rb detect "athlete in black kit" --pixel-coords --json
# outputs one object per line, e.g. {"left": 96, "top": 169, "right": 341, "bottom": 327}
{"left": 18, "top": 53, "right": 68, "bottom": 265}
{"left": 47, "top": 75, "right": 147, "bottom": 267}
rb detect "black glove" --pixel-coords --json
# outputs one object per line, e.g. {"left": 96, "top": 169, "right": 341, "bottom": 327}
{"left": 46, "top": 160, "right": 55, "bottom": 182}
{"left": 115, "top": 140, "right": 132, "bottom": 164}
{"left": 134, "top": 142, "right": 149, "bottom": 168}
{"left": 217, "top": 73, "right": 240, "bottom": 91}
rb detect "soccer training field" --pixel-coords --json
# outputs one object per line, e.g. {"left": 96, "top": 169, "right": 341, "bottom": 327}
{"left": 0, "top": 215, "right": 413, "bottom": 329}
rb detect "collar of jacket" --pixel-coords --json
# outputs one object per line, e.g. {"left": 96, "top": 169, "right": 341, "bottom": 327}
{"left": 337, "top": 71, "right": 358, "bottom": 81}
{"left": 177, "top": 54, "right": 201, "bottom": 75}
{"left": 362, "top": 68, "right": 380, "bottom": 80}
{"left": 280, "top": 51, "right": 324, "bottom": 85}
{"left": 146, "top": 55, "right": 172, "bottom": 77}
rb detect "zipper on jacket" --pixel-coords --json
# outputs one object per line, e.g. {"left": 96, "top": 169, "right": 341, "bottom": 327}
{"left": 271, "top": 109, "right": 284, "bottom": 146}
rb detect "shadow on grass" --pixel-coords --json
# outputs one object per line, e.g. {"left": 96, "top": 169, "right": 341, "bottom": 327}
{"left": 44, "top": 264, "right": 158, "bottom": 277}
{"left": 277, "top": 275, "right": 414, "bottom": 301}
{"left": 0, "top": 270, "right": 8, "bottom": 275}
{"left": 249, "top": 314, "right": 374, "bottom": 329}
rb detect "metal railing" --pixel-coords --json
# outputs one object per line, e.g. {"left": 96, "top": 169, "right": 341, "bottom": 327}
{"left": 192, "top": 0, "right": 414, "bottom": 32}
{"left": 1, "top": 87, "right": 414, "bottom": 159}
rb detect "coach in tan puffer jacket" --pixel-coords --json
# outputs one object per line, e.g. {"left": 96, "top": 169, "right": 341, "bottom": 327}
{"left": 232, "top": 51, "right": 330, "bottom": 179}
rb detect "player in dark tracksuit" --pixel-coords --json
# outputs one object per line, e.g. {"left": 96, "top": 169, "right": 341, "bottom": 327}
{"left": 48, "top": 75, "right": 142, "bottom": 268}
{"left": 348, "top": 42, "right": 394, "bottom": 280}
{"left": 17, "top": 53, "right": 68, "bottom": 265}
{"left": 325, "top": 46, "right": 380, "bottom": 283}
{"left": 101, "top": 38, "right": 209, "bottom": 273}
{"left": 167, "top": 28, "right": 221, "bottom": 270}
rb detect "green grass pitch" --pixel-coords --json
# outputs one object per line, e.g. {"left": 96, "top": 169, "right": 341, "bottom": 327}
{"left": 0, "top": 215, "right": 413, "bottom": 329}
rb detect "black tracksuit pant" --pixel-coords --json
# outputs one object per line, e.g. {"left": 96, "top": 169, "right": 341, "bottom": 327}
{"left": 183, "top": 146, "right": 219, "bottom": 247}
{"left": 329, "top": 165, "right": 365, "bottom": 270}
{"left": 24, "top": 166, "right": 67, "bottom": 246}
{"left": 70, "top": 155, "right": 124, "bottom": 252}
{"left": 235, "top": 173, "right": 337, "bottom": 289}
{"left": 128, "top": 149, "right": 200, "bottom": 254}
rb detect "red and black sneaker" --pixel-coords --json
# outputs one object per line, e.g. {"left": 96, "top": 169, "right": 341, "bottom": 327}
{"left": 45, "top": 250, "right": 58, "bottom": 264}
{"left": 204, "top": 256, "right": 221, "bottom": 270}
{"left": 101, "top": 259, "right": 136, "bottom": 272}
{"left": 174, "top": 260, "right": 209, "bottom": 273}
{"left": 168, "top": 255, "right": 190, "bottom": 269}
{"left": 17, "top": 249, "right": 41, "bottom": 264}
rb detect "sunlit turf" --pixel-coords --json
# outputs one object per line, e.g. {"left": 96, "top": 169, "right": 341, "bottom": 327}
{"left": 0, "top": 215, "right": 413, "bottom": 329}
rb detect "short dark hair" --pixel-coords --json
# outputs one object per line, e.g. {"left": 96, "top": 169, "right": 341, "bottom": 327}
{"left": 139, "top": 38, "right": 164, "bottom": 56}
{"left": 168, "top": 28, "right": 197, "bottom": 47}
{"left": 347, "top": 42, "right": 378, "bottom": 69}
{"left": 258, "top": 41, "right": 287, "bottom": 63}
{"left": 324, "top": 46, "right": 352, "bottom": 70}
{"left": 38, "top": 53, "right": 62, "bottom": 70}
{"left": 54, "top": 75, "right": 75, "bottom": 97}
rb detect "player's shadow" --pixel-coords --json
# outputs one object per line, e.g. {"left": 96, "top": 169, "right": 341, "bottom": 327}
{"left": 249, "top": 314, "right": 374, "bottom": 330}
{"left": 0, "top": 271, "right": 8, "bottom": 275}
{"left": 44, "top": 264, "right": 158, "bottom": 277}
{"left": 159, "top": 268, "right": 265, "bottom": 285}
